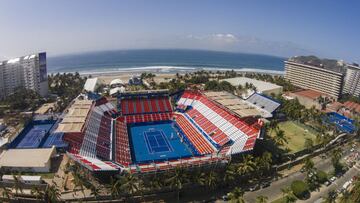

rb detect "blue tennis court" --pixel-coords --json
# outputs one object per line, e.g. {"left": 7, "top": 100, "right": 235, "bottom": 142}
{"left": 324, "top": 112, "right": 356, "bottom": 134}
{"left": 128, "top": 121, "right": 193, "bottom": 163}
{"left": 16, "top": 124, "right": 53, "bottom": 148}
{"left": 144, "top": 129, "right": 173, "bottom": 153}
{"left": 42, "top": 132, "right": 68, "bottom": 148}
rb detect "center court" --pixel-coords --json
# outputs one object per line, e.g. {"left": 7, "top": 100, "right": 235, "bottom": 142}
{"left": 128, "top": 121, "right": 193, "bottom": 163}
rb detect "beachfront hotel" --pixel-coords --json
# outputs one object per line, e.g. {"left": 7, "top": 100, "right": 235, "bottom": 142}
{"left": 285, "top": 56, "right": 360, "bottom": 100}
{"left": 0, "top": 52, "right": 48, "bottom": 100}
{"left": 285, "top": 60, "right": 344, "bottom": 99}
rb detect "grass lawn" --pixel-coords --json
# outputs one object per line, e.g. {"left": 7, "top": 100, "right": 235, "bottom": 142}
{"left": 270, "top": 121, "right": 319, "bottom": 153}
{"left": 271, "top": 196, "right": 297, "bottom": 203}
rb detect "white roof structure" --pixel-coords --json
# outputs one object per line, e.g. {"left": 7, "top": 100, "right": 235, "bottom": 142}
{"left": 110, "top": 79, "right": 124, "bottom": 86}
{"left": 7, "top": 58, "right": 20, "bottom": 64}
{"left": 2, "top": 175, "right": 42, "bottom": 182}
{"left": 110, "top": 87, "right": 125, "bottom": 96}
{"left": 83, "top": 78, "right": 98, "bottom": 92}
{"left": 221, "top": 77, "right": 282, "bottom": 94}
{"left": 0, "top": 147, "right": 56, "bottom": 168}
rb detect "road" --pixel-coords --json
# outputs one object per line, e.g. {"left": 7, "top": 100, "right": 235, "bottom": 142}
{"left": 298, "top": 164, "right": 360, "bottom": 203}
{"left": 243, "top": 145, "right": 355, "bottom": 202}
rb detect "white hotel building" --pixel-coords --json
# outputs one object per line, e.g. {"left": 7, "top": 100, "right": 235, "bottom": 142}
{"left": 285, "top": 58, "right": 360, "bottom": 99}
{"left": 0, "top": 52, "right": 48, "bottom": 100}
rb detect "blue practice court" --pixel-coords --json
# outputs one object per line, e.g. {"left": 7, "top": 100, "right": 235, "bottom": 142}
{"left": 16, "top": 123, "right": 53, "bottom": 149}
{"left": 324, "top": 112, "right": 356, "bottom": 134}
{"left": 128, "top": 121, "right": 193, "bottom": 163}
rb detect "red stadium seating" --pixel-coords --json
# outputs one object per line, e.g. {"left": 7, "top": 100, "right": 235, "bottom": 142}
{"left": 179, "top": 91, "right": 260, "bottom": 152}
{"left": 115, "top": 117, "right": 132, "bottom": 166}
{"left": 187, "top": 108, "right": 229, "bottom": 146}
{"left": 174, "top": 113, "right": 215, "bottom": 155}
{"left": 125, "top": 112, "right": 172, "bottom": 123}
{"left": 95, "top": 112, "right": 112, "bottom": 159}
{"left": 121, "top": 97, "right": 172, "bottom": 115}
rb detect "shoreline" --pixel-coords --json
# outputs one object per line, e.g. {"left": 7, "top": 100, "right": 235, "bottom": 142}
{"left": 48, "top": 66, "right": 284, "bottom": 77}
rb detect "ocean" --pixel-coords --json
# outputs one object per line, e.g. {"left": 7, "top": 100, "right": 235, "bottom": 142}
{"left": 47, "top": 49, "right": 286, "bottom": 75}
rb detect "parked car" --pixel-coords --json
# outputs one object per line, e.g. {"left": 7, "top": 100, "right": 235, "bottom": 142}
{"left": 324, "top": 181, "right": 331, "bottom": 186}
{"left": 261, "top": 182, "right": 271, "bottom": 188}
{"left": 330, "top": 176, "right": 337, "bottom": 182}
{"left": 248, "top": 184, "right": 260, "bottom": 191}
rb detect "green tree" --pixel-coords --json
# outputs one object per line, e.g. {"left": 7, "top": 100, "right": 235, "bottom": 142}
{"left": 120, "top": 173, "right": 140, "bottom": 196}
{"left": 31, "top": 186, "right": 44, "bottom": 200}
{"left": 12, "top": 175, "right": 23, "bottom": 195}
{"left": 291, "top": 180, "right": 309, "bottom": 199}
{"left": 205, "top": 171, "right": 218, "bottom": 190}
{"left": 237, "top": 155, "right": 255, "bottom": 175}
{"left": 1, "top": 186, "right": 11, "bottom": 199}
{"left": 228, "top": 187, "right": 245, "bottom": 203}
{"left": 256, "top": 195, "right": 268, "bottom": 203}
{"left": 44, "top": 185, "right": 61, "bottom": 203}
{"left": 166, "top": 167, "right": 187, "bottom": 202}
{"left": 273, "top": 129, "right": 287, "bottom": 146}
{"left": 281, "top": 186, "right": 296, "bottom": 203}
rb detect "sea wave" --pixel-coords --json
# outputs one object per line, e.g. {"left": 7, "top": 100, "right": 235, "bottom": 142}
{"left": 51, "top": 65, "right": 284, "bottom": 76}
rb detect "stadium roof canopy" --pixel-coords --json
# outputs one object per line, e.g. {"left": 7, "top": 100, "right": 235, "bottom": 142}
{"left": 221, "top": 77, "right": 282, "bottom": 95}
{"left": 110, "top": 79, "right": 124, "bottom": 86}
{"left": 84, "top": 78, "right": 98, "bottom": 92}
{"left": 0, "top": 147, "right": 56, "bottom": 168}
{"left": 56, "top": 99, "right": 93, "bottom": 133}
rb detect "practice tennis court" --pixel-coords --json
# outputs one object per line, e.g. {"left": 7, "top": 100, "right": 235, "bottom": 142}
{"left": 15, "top": 124, "right": 53, "bottom": 149}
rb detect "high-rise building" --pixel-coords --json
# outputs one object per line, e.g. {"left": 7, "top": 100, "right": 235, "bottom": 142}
{"left": 343, "top": 64, "right": 360, "bottom": 97}
{"left": 285, "top": 60, "right": 344, "bottom": 99}
{"left": 0, "top": 52, "right": 48, "bottom": 100}
{"left": 285, "top": 56, "right": 360, "bottom": 99}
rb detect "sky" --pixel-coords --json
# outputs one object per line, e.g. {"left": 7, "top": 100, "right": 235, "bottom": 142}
{"left": 0, "top": 0, "right": 359, "bottom": 62}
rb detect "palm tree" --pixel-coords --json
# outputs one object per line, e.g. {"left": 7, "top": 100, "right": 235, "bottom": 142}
{"left": 237, "top": 155, "right": 255, "bottom": 175}
{"left": 120, "top": 173, "right": 140, "bottom": 196}
{"left": 149, "top": 175, "right": 165, "bottom": 191}
{"left": 338, "top": 190, "right": 352, "bottom": 203}
{"left": 281, "top": 187, "right": 295, "bottom": 203}
{"left": 44, "top": 185, "right": 61, "bottom": 203}
{"left": 1, "top": 186, "right": 11, "bottom": 200}
{"left": 331, "top": 148, "right": 343, "bottom": 172}
{"left": 90, "top": 185, "right": 100, "bottom": 200}
{"left": 228, "top": 187, "right": 245, "bottom": 203}
{"left": 166, "top": 167, "right": 187, "bottom": 202}
{"left": 322, "top": 190, "right": 336, "bottom": 203}
{"left": 31, "top": 186, "right": 44, "bottom": 200}
{"left": 72, "top": 173, "right": 85, "bottom": 197}
{"left": 256, "top": 195, "right": 268, "bottom": 203}
{"left": 12, "top": 175, "right": 23, "bottom": 195}
{"left": 273, "top": 129, "right": 287, "bottom": 146}
{"left": 109, "top": 176, "right": 121, "bottom": 199}
{"left": 350, "top": 179, "right": 360, "bottom": 202}
{"left": 223, "top": 165, "right": 237, "bottom": 186}
{"left": 205, "top": 171, "right": 218, "bottom": 190}
{"left": 303, "top": 157, "right": 315, "bottom": 173}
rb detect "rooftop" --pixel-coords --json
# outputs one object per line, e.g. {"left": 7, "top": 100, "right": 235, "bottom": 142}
{"left": 290, "top": 89, "right": 330, "bottom": 100}
{"left": 343, "top": 101, "right": 360, "bottom": 113}
{"left": 220, "top": 77, "right": 282, "bottom": 93}
{"left": 287, "top": 55, "right": 346, "bottom": 74}
{"left": 204, "top": 91, "right": 273, "bottom": 118}
{"left": 84, "top": 78, "right": 98, "bottom": 92}
{"left": 56, "top": 99, "right": 93, "bottom": 133}
{"left": 0, "top": 147, "right": 56, "bottom": 168}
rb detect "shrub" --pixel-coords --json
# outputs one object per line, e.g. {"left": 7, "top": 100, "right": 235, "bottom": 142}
{"left": 291, "top": 180, "right": 309, "bottom": 199}
{"left": 316, "top": 170, "right": 328, "bottom": 183}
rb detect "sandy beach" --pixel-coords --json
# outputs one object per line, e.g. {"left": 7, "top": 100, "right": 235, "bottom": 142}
{"left": 81, "top": 67, "right": 284, "bottom": 85}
